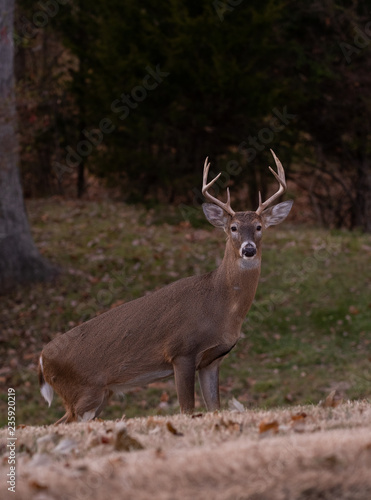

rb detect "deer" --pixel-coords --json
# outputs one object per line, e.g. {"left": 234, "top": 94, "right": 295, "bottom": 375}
{"left": 39, "top": 149, "right": 293, "bottom": 424}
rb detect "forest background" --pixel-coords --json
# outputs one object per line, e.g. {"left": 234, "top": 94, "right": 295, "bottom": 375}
{"left": 13, "top": 0, "right": 371, "bottom": 231}
{"left": 0, "top": 0, "right": 371, "bottom": 425}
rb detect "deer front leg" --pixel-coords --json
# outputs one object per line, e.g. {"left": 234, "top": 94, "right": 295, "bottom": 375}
{"left": 173, "top": 356, "right": 195, "bottom": 413}
{"left": 198, "top": 358, "right": 221, "bottom": 411}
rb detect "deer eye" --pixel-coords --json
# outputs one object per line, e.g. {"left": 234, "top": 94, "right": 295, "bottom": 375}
{"left": 256, "top": 225, "right": 262, "bottom": 231}
{"left": 230, "top": 225, "right": 238, "bottom": 232}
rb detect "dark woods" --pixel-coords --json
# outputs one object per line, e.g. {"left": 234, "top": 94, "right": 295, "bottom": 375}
{"left": 13, "top": 0, "right": 371, "bottom": 231}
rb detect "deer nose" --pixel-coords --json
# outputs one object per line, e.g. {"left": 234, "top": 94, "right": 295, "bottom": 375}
{"left": 241, "top": 243, "right": 256, "bottom": 258}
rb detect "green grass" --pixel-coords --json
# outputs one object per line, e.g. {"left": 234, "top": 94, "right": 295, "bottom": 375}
{"left": 1, "top": 199, "right": 370, "bottom": 426}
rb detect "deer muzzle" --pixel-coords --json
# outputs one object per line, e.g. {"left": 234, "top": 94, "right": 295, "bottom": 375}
{"left": 241, "top": 242, "right": 257, "bottom": 258}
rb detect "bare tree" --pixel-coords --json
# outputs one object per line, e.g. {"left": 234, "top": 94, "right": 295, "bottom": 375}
{"left": 0, "top": 0, "right": 57, "bottom": 291}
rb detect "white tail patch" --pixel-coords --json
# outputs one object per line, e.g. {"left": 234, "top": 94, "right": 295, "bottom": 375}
{"left": 39, "top": 356, "right": 54, "bottom": 407}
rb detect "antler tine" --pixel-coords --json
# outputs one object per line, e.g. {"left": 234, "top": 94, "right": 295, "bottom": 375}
{"left": 255, "top": 149, "right": 287, "bottom": 215}
{"left": 202, "top": 157, "right": 235, "bottom": 217}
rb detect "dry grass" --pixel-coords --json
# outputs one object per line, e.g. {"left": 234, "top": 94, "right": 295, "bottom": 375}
{"left": 2, "top": 400, "right": 371, "bottom": 499}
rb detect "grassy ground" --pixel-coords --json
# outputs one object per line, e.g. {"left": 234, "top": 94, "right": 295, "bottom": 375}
{"left": 0, "top": 199, "right": 370, "bottom": 426}
{"left": 1, "top": 402, "right": 371, "bottom": 499}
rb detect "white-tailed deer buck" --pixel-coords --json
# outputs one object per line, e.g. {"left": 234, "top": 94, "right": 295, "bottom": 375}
{"left": 39, "top": 150, "right": 293, "bottom": 423}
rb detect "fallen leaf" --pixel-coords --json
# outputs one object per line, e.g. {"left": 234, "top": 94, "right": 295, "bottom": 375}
{"left": 228, "top": 397, "right": 245, "bottom": 412}
{"left": 23, "top": 353, "right": 36, "bottom": 360}
{"left": 114, "top": 425, "right": 144, "bottom": 451}
{"left": 320, "top": 390, "right": 343, "bottom": 408}
{"left": 110, "top": 299, "right": 126, "bottom": 308}
{"left": 53, "top": 438, "right": 78, "bottom": 455}
{"left": 37, "top": 433, "right": 61, "bottom": 453}
{"left": 291, "top": 412, "right": 307, "bottom": 421}
{"left": 166, "top": 421, "right": 183, "bottom": 436}
{"left": 160, "top": 391, "right": 169, "bottom": 402}
{"left": 9, "top": 358, "right": 18, "bottom": 369}
{"left": 146, "top": 417, "right": 164, "bottom": 429}
{"left": 290, "top": 412, "right": 307, "bottom": 433}
{"left": 155, "top": 447, "right": 166, "bottom": 459}
{"left": 29, "top": 480, "right": 48, "bottom": 490}
{"left": 191, "top": 413, "right": 204, "bottom": 419}
{"left": 349, "top": 305, "right": 360, "bottom": 315}
{"left": 259, "top": 420, "right": 279, "bottom": 434}
{"left": 321, "top": 454, "right": 340, "bottom": 468}
{"left": 214, "top": 418, "right": 242, "bottom": 432}
{"left": 88, "top": 276, "right": 100, "bottom": 284}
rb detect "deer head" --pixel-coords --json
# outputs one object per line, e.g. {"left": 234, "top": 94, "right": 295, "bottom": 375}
{"left": 202, "top": 150, "right": 293, "bottom": 266}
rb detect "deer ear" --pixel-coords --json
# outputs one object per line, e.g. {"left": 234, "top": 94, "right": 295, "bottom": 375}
{"left": 202, "top": 203, "right": 229, "bottom": 229}
{"left": 261, "top": 200, "right": 293, "bottom": 228}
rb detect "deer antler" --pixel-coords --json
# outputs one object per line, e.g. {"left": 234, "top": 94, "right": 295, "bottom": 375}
{"left": 202, "top": 157, "right": 235, "bottom": 217}
{"left": 255, "top": 150, "right": 287, "bottom": 215}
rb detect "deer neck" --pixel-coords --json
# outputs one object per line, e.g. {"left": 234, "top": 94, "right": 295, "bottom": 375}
{"left": 213, "top": 239, "right": 261, "bottom": 319}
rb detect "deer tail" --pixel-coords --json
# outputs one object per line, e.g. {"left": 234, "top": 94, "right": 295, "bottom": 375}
{"left": 39, "top": 355, "right": 54, "bottom": 407}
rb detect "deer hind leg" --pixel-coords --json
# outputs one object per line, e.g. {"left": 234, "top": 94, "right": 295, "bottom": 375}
{"left": 93, "top": 389, "right": 113, "bottom": 419}
{"left": 55, "top": 411, "right": 75, "bottom": 425}
{"left": 54, "top": 387, "right": 112, "bottom": 424}
{"left": 74, "top": 388, "right": 112, "bottom": 422}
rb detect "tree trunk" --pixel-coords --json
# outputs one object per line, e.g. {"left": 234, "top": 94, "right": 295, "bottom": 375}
{"left": 76, "top": 9, "right": 86, "bottom": 198}
{"left": 355, "top": 156, "right": 371, "bottom": 233}
{"left": 0, "top": 0, "right": 58, "bottom": 292}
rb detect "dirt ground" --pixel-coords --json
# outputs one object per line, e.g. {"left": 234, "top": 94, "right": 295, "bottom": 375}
{"left": 1, "top": 399, "right": 371, "bottom": 500}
